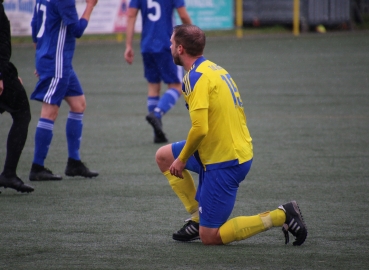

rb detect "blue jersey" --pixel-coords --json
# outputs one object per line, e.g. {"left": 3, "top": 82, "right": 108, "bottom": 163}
{"left": 31, "top": 0, "right": 87, "bottom": 78}
{"left": 129, "top": 0, "right": 185, "bottom": 53}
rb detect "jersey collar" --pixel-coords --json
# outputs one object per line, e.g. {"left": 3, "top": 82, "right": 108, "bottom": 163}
{"left": 191, "top": 56, "right": 206, "bottom": 71}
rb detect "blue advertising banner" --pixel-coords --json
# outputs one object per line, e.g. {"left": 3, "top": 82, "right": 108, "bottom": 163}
{"left": 176, "top": 0, "right": 234, "bottom": 30}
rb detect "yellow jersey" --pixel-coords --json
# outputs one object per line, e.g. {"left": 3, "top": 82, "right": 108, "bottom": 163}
{"left": 179, "top": 56, "right": 253, "bottom": 170}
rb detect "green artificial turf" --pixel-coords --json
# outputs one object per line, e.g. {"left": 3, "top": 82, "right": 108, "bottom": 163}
{"left": 1, "top": 31, "right": 368, "bottom": 269}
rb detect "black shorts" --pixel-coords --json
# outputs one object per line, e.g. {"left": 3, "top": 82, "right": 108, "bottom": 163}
{"left": 0, "top": 62, "right": 30, "bottom": 114}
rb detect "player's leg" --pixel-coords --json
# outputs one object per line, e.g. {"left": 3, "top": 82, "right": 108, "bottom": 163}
{"left": 198, "top": 160, "right": 306, "bottom": 246}
{"left": 156, "top": 140, "right": 202, "bottom": 241}
{"left": 217, "top": 209, "right": 286, "bottom": 245}
{"left": 198, "top": 160, "right": 270, "bottom": 245}
{"left": 155, "top": 51, "right": 182, "bottom": 118}
{"left": 147, "top": 82, "right": 160, "bottom": 113}
{"left": 29, "top": 76, "right": 63, "bottom": 181}
{"left": 0, "top": 74, "right": 34, "bottom": 193}
{"left": 1, "top": 77, "right": 31, "bottom": 177}
{"left": 218, "top": 201, "right": 307, "bottom": 246}
{"left": 64, "top": 71, "right": 98, "bottom": 178}
{"left": 142, "top": 53, "right": 168, "bottom": 143}
{"left": 153, "top": 82, "right": 181, "bottom": 118}
{"left": 156, "top": 142, "right": 199, "bottom": 217}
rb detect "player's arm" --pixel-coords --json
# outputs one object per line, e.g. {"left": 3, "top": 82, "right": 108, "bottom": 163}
{"left": 124, "top": 7, "right": 138, "bottom": 65}
{"left": 68, "top": 0, "right": 97, "bottom": 38}
{"left": 178, "top": 108, "right": 208, "bottom": 162}
{"left": 176, "top": 6, "right": 192, "bottom": 25}
{"left": 170, "top": 108, "right": 207, "bottom": 178}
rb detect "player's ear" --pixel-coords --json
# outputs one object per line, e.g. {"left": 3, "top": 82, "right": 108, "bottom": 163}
{"left": 178, "top": 44, "right": 184, "bottom": 54}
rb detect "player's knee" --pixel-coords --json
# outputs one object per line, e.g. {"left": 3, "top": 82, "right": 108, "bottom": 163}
{"left": 12, "top": 109, "right": 31, "bottom": 126}
{"left": 81, "top": 100, "right": 86, "bottom": 112}
{"left": 155, "top": 145, "right": 172, "bottom": 172}
{"left": 21, "top": 109, "right": 31, "bottom": 124}
{"left": 200, "top": 234, "right": 219, "bottom": 245}
{"left": 72, "top": 100, "right": 86, "bottom": 113}
{"left": 200, "top": 228, "right": 223, "bottom": 245}
{"left": 67, "top": 96, "right": 86, "bottom": 113}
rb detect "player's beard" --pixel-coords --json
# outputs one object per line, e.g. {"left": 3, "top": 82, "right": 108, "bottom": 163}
{"left": 172, "top": 52, "right": 183, "bottom": 66}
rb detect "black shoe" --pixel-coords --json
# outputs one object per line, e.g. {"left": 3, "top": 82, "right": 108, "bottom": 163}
{"left": 145, "top": 112, "right": 168, "bottom": 143}
{"left": 65, "top": 158, "right": 98, "bottom": 178}
{"left": 172, "top": 220, "right": 200, "bottom": 242}
{"left": 29, "top": 163, "right": 62, "bottom": 181}
{"left": 0, "top": 174, "right": 34, "bottom": 193}
{"left": 278, "top": 200, "right": 307, "bottom": 246}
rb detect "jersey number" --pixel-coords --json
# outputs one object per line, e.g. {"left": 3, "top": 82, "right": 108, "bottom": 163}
{"left": 147, "top": 0, "right": 161, "bottom": 22}
{"left": 221, "top": 74, "right": 243, "bottom": 107}
{"left": 36, "top": 3, "right": 47, "bottom": 38}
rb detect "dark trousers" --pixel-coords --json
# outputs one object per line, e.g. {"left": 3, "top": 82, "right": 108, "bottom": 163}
{"left": 0, "top": 63, "right": 31, "bottom": 176}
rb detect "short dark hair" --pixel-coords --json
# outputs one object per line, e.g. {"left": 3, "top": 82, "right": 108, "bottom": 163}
{"left": 173, "top": 25, "right": 206, "bottom": 57}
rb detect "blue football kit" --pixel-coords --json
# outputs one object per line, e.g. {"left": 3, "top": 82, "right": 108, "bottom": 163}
{"left": 129, "top": 0, "right": 185, "bottom": 53}
{"left": 30, "top": 0, "right": 88, "bottom": 105}
{"left": 30, "top": 0, "right": 89, "bottom": 167}
{"left": 129, "top": 0, "right": 184, "bottom": 84}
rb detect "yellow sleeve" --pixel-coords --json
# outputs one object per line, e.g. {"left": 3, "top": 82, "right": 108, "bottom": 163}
{"left": 178, "top": 108, "right": 208, "bottom": 163}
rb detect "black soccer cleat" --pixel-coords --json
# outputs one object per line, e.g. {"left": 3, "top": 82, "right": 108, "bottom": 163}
{"left": 0, "top": 174, "right": 34, "bottom": 193}
{"left": 29, "top": 163, "right": 62, "bottom": 181}
{"left": 172, "top": 220, "right": 200, "bottom": 242}
{"left": 65, "top": 158, "right": 98, "bottom": 178}
{"left": 145, "top": 112, "right": 168, "bottom": 144}
{"left": 278, "top": 200, "right": 307, "bottom": 246}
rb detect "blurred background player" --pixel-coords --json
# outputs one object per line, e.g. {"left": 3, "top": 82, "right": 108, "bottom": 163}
{"left": 124, "top": 0, "right": 191, "bottom": 143}
{"left": 0, "top": 0, "right": 34, "bottom": 193}
{"left": 29, "top": 0, "right": 99, "bottom": 181}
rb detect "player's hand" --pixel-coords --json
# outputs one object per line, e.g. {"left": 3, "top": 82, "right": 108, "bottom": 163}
{"left": 34, "top": 69, "right": 39, "bottom": 78}
{"left": 0, "top": 80, "right": 3, "bottom": 96}
{"left": 86, "top": 0, "right": 98, "bottom": 7}
{"left": 169, "top": 158, "right": 186, "bottom": 179}
{"left": 124, "top": 47, "right": 134, "bottom": 64}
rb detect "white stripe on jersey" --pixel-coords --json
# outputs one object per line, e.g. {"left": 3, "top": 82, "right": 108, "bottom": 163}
{"left": 55, "top": 21, "right": 67, "bottom": 78}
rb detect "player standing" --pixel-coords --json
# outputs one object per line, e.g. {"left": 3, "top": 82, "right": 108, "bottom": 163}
{"left": 0, "top": 0, "right": 34, "bottom": 193}
{"left": 29, "top": 0, "right": 99, "bottom": 181}
{"left": 124, "top": 0, "right": 192, "bottom": 143}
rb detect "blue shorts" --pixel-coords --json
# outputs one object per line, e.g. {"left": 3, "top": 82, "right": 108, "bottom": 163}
{"left": 172, "top": 140, "right": 201, "bottom": 174}
{"left": 171, "top": 140, "right": 253, "bottom": 228}
{"left": 197, "top": 160, "right": 252, "bottom": 228}
{"left": 31, "top": 69, "right": 83, "bottom": 107}
{"left": 142, "top": 51, "right": 182, "bottom": 84}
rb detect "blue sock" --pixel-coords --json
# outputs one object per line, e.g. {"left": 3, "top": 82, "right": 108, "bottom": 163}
{"left": 147, "top": 96, "right": 159, "bottom": 113}
{"left": 33, "top": 118, "right": 54, "bottom": 166}
{"left": 66, "top": 112, "right": 83, "bottom": 161}
{"left": 154, "top": 88, "right": 181, "bottom": 118}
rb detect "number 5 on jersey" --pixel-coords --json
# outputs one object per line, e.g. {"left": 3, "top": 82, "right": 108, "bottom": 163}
{"left": 147, "top": 0, "right": 161, "bottom": 21}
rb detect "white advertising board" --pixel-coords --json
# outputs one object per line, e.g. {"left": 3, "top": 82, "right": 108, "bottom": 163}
{"left": 4, "top": 0, "right": 231, "bottom": 36}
